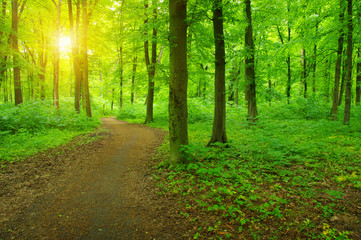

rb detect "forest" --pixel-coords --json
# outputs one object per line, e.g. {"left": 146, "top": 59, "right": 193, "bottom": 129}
{"left": 0, "top": 0, "right": 361, "bottom": 239}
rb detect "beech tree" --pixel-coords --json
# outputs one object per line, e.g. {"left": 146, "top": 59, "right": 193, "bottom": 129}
{"left": 331, "top": 0, "right": 345, "bottom": 120}
{"left": 169, "top": 0, "right": 188, "bottom": 163}
{"left": 244, "top": 0, "right": 257, "bottom": 122}
{"left": 144, "top": 0, "right": 157, "bottom": 123}
{"left": 343, "top": 0, "right": 353, "bottom": 125}
{"left": 12, "top": 0, "right": 23, "bottom": 106}
{"left": 209, "top": 0, "right": 227, "bottom": 145}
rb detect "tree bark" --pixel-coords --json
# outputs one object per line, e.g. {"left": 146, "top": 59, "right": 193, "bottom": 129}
{"left": 169, "top": 0, "right": 188, "bottom": 163}
{"left": 12, "top": 0, "right": 23, "bottom": 106}
{"left": 286, "top": 4, "right": 291, "bottom": 104}
{"left": 209, "top": 0, "right": 227, "bottom": 145}
{"left": 339, "top": 49, "right": 347, "bottom": 106}
{"left": 81, "top": 0, "right": 91, "bottom": 117}
{"left": 68, "top": 0, "right": 82, "bottom": 112}
{"left": 356, "top": 49, "right": 361, "bottom": 105}
{"left": 343, "top": 0, "right": 353, "bottom": 125}
{"left": 244, "top": 0, "right": 258, "bottom": 122}
{"left": 312, "top": 22, "right": 318, "bottom": 94}
{"left": 0, "top": 1, "right": 7, "bottom": 91}
{"left": 228, "top": 64, "right": 240, "bottom": 103}
{"left": 145, "top": 0, "right": 157, "bottom": 123}
{"left": 302, "top": 48, "right": 307, "bottom": 98}
{"left": 331, "top": 0, "right": 345, "bottom": 120}
{"left": 52, "top": 0, "right": 61, "bottom": 109}
{"left": 119, "top": 46, "right": 123, "bottom": 108}
{"left": 131, "top": 56, "right": 137, "bottom": 104}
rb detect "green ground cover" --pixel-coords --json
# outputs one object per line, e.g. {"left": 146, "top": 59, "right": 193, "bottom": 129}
{"left": 118, "top": 98, "right": 361, "bottom": 239}
{"left": 0, "top": 101, "right": 101, "bottom": 166}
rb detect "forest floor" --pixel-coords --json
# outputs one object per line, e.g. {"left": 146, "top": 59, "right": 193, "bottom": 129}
{"left": 0, "top": 117, "right": 194, "bottom": 239}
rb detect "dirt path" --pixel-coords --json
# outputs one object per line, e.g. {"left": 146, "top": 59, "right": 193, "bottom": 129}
{"left": 0, "top": 117, "right": 193, "bottom": 239}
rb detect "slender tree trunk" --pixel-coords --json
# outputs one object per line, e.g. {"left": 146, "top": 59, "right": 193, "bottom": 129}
{"left": 12, "top": 0, "right": 22, "bottom": 106}
{"left": 131, "top": 56, "right": 137, "bottom": 104}
{"left": 331, "top": 0, "right": 345, "bottom": 120}
{"left": 68, "top": 0, "right": 82, "bottom": 112}
{"left": 145, "top": 0, "right": 157, "bottom": 123}
{"left": 228, "top": 65, "right": 240, "bottom": 102}
{"left": 0, "top": 1, "right": 7, "bottom": 90}
{"left": 118, "top": 0, "right": 124, "bottom": 109}
{"left": 343, "top": 0, "right": 353, "bottom": 125}
{"left": 244, "top": 0, "right": 258, "bottom": 122}
{"left": 52, "top": 0, "right": 61, "bottom": 109}
{"left": 286, "top": 4, "right": 291, "bottom": 103}
{"left": 312, "top": 22, "right": 318, "bottom": 94}
{"left": 209, "top": 0, "right": 227, "bottom": 145}
{"left": 302, "top": 48, "right": 307, "bottom": 98}
{"left": 356, "top": 49, "right": 361, "bottom": 105}
{"left": 111, "top": 88, "right": 115, "bottom": 111}
{"left": 81, "top": 0, "right": 91, "bottom": 117}
{"left": 39, "top": 22, "right": 48, "bottom": 101}
{"left": 119, "top": 46, "right": 123, "bottom": 108}
{"left": 339, "top": 49, "right": 347, "bottom": 106}
{"left": 169, "top": 0, "right": 188, "bottom": 163}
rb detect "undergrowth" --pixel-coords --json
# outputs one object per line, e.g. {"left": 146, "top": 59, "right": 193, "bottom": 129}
{"left": 0, "top": 101, "right": 101, "bottom": 165}
{"left": 118, "top": 97, "right": 361, "bottom": 240}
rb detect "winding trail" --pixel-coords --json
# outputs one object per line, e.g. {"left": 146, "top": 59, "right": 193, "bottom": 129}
{"left": 1, "top": 117, "right": 192, "bottom": 239}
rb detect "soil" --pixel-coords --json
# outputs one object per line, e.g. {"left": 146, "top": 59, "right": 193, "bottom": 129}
{"left": 0, "top": 117, "right": 194, "bottom": 240}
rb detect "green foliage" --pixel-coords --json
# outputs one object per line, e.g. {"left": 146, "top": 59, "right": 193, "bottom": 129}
{"left": 259, "top": 96, "right": 331, "bottom": 120}
{"left": 0, "top": 101, "right": 101, "bottom": 164}
{"left": 0, "top": 101, "right": 100, "bottom": 134}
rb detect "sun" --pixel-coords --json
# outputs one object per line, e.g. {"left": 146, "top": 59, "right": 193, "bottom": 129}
{"left": 59, "top": 36, "right": 71, "bottom": 52}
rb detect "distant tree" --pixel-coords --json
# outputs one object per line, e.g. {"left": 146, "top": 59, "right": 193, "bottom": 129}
{"left": 81, "top": 0, "right": 91, "bottom": 117}
{"left": 144, "top": 0, "right": 157, "bottom": 123}
{"left": 51, "top": 0, "right": 61, "bottom": 109}
{"left": 331, "top": 0, "right": 345, "bottom": 120}
{"left": 343, "top": 0, "right": 353, "bottom": 125}
{"left": 209, "top": 0, "right": 227, "bottom": 145}
{"left": 244, "top": 0, "right": 257, "bottom": 122}
{"left": 68, "top": 0, "right": 82, "bottom": 112}
{"left": 11, "top": 0, "right": 24, "bottom": 106}
{"left": 169, "top": 0, "right": 188, "bottom": 163}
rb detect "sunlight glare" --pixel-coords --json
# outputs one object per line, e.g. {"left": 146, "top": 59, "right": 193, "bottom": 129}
{"left": 59, "top": 36, "right": 71, "bottom": 52}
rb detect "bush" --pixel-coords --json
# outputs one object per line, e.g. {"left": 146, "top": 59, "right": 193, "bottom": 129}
{"left": 0, "top": 101, "right": 100, "bottom": 134}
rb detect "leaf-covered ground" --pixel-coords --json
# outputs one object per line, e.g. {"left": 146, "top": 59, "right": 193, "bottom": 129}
{"left": 119, "top": 99, "right": 361, "bottom": 239}
{"left": 154, "top": 119, "right": 361, "bottom": 239}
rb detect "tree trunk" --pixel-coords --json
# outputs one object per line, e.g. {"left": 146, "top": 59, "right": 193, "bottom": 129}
{"left": 331, "top": 0, "right": 345, "bottom": 120}
{"left": 302, "top": 48, "right": 307, "bottom": 98}
{"left": 39, "top": 21, "right": 48, "bottom": 101}
{"left": 119, "top": 46, "right": 123, "bottom": 108}
{"left": 118, "top": 1, "right": 124, "bottom": 109}
{"left": 169, "top": 0, "right": 188, "bottom": 163}
{"left": 81, "top": 0, "right": 91, "bottom": 117}
{"left": 356, "top": 49, "right": 361, "bottom": 105}
{"left": 244, "top": 0, "right": 258, "bottom": 122}
{"left": 52, "top": 0, "right": 61, "bottom": 109}
{"left": 0, "top": 1, "right": 7, "bottom": 91}
{"left": 339, "top": 49, "right": 347, "bottom": 106}
{"left": 286, "top": 4, "right": 291, "bottom": 104}
{"left": 343, "top": 0, "right": 353, "bottom": 125}
{"left": 228, "top": 63, "right": 240, "bottom": 102}
{"left": 131, "top": 56, "right": 137, "bottom": 104}
{"left": 68, "top": 0, "right": 82, "bottom": 112}
{"left": 111, "top": 88, "right": 115, "bottom": 111}
{"left": 12, "top": 0, "right": 22, "bottom": 106}
{"left": 209, "top": 0, "right": 227, "bottom": 145}
{"left": 312, "top": 22, "right": 318, "bottom": 94}
{"left": 145, "top": 0, "right": 157, "bottom": 123}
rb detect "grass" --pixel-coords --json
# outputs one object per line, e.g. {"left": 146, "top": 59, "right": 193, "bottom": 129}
{"left": 118, "top": 98, "right": 361, "bottom": 239}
